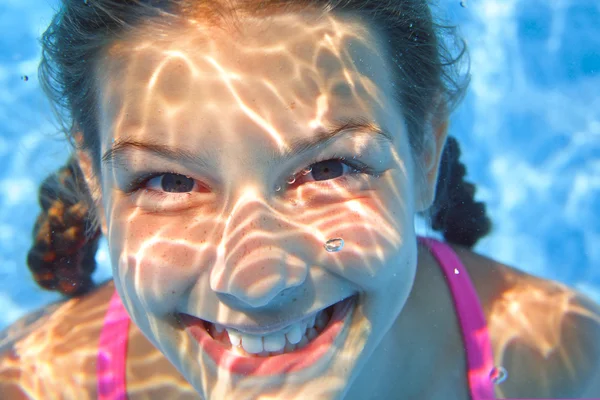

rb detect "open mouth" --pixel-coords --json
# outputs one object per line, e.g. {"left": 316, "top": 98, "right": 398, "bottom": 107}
{"left": 202, "top": 303, "right": 335, "bottom": 357}
{"left": 177, "top": 295, "right": 356, "bottom": 376}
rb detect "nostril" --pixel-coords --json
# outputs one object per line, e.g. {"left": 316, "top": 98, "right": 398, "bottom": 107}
{"left": 215, "top": 287, "right": 288, "bottom": 309}
{"left": 215, "top": 271, "right": 311, "bottom": 309}
{"left": 230, "top": 285, "right": 283, "bottom": 310}
{"left": 215, "top": 292, "right": 264, "bottom": 310}
{"left": 210, "top": 249, "right": 309, "bottom": 307}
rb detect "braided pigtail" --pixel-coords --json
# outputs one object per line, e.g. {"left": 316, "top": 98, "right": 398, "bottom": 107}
{"left": 429, "top": 136, "right": 492, "bottom": 249}
{"left": 26, "top": 156, "right": 101, "bottom": 297}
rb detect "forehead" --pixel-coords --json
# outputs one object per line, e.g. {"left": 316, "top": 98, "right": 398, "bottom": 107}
{"left": 95, "top": 12, "right": 396, "bottom": 152}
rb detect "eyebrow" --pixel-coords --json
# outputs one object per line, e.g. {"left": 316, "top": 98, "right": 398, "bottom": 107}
{"left": 101, "top": 117, "right": 393, "bottom": 167}
{"left": 280, "top": 117, "right": 393, "bottom": 160}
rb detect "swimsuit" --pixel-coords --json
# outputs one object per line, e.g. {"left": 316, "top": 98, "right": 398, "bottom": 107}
{"left": 97, "top": 236, "right": 496, "bottom": 399}
{"left": 417, "top": 237, "right": 496, "bottom": 400}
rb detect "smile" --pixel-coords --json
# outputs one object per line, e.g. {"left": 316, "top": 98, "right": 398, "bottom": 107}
{"left": 204, "top": 307, "right": 332, "bottom": 356}
{"left": 177, "top": 295, "right": 357, "bottom": 376}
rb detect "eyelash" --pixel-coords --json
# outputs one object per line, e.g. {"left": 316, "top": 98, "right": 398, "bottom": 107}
{"left": 126, "top": 154, "right": 378, "bottom": 202}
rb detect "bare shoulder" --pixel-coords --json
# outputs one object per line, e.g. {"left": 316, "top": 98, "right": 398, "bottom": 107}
{"left": 451, "top": 244, "right": 600, "bottom": 398}
{"left": 0, "top": 281, "right": 115, "bottom": 400}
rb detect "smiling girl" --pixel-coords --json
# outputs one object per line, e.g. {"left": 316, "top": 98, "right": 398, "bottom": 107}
{"left": 1, "top": 1, "right": 599, "bottom": 399}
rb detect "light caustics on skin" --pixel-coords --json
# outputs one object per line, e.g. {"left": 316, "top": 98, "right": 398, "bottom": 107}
{"left": 487, "top": 274, "right": 600, "bottom": 397}
{"left": 96, "top": 11, "right": 418, "bottom": 400}
{"left": 0, "top": 284, "right": 200, "bottom": 399}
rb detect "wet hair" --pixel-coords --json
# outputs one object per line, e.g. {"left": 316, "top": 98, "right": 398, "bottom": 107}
{"left": 30, "top": 0, "right": 491, "bottom": 296}
{"left": 27, "top": 155, "right": 101, "bottom": 296}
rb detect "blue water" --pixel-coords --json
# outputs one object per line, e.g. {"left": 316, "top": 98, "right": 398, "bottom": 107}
{"left": 0, "top": 0, "right": 599, "bottom": 330}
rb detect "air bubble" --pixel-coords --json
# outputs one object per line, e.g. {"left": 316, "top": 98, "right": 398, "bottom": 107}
{"left": 301, "top": 167, "right": 312, "bottom": 175}
{"left": 21, "top": 75, "right": 29, "bottom": 82}
{"left": 286, "top": 176, "right": 296, "bottom": 184}
{"left": 454, "top": 268, "right": 459, "bottom": 275}
{"left": 460, "top": 0, "right": 467, "bottom": 7}
{"left": 324, "top": 238, "right": 344, "bottom": 252}
{"left": 489, "top": 366, "right": 507, "bottom": 384}
{"left": 275, "top": 185, "right": 281, "bottom": 192}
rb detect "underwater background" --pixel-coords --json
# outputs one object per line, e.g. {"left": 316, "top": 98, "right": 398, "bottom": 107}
{"left": 0, "top": 0, "right": 599, "bottom": 330}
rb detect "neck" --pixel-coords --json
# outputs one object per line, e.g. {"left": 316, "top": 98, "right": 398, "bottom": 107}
{"left": 345, "top": 241, "right": 465, "bottom": 399}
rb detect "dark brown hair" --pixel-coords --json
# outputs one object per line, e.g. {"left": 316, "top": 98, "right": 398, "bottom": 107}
{"left": 30, "top": 0, "right": 491, "bottom": 296}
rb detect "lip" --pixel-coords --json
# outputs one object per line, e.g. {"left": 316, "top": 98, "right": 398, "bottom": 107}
{"left": 178, "top": 295, "right": 357, "bottom": 376}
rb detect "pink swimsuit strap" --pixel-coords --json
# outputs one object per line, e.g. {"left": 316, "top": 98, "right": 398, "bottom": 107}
{"left": 418, "top": 236, "right": 496, "bottom": 399}
{"left": 97, "top": 289, "right": 130, "bottom": 400}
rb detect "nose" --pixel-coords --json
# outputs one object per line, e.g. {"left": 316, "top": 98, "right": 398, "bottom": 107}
{"left": 209, "top": 196, "right": 309, "bottom": 308}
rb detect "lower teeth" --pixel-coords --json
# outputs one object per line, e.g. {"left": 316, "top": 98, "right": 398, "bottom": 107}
{"left": 205, "top": 306, "right": 333, "bottom": 357}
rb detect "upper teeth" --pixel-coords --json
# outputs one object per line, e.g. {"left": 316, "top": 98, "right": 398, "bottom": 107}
{"left": 217, "top": 309, "right": 329, "bottom": 354}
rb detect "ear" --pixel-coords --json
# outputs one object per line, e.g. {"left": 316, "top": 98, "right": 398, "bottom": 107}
{"left": 74, "top": 133, "right": 108, "bottom": 237}
{"left": 413, "top": 116, "right": 449, "bottom": 213}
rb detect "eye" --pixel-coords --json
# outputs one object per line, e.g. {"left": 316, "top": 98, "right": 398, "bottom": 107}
{"left": 288, "top": 156, "right": 376, "bottom": 188}
{"left": 146, "top": 173, "right": 197, "bottom": 193}
{"left": 307, "top": 159, "right": 347, "bottom": 181}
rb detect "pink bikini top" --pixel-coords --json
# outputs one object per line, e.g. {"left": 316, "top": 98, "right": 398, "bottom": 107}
{"left": 97, "top": 236, "right": 496, "bottom": 399}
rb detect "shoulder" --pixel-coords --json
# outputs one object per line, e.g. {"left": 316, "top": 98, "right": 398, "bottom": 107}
{"left": 0, "top": 281, "right": 115, "bottom": 399}
{"left": 451, "top": 243, "right": 600, "bottom": 398}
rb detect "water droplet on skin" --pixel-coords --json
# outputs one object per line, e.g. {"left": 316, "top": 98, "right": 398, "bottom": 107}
{"left": 489, "top": 366, "right": 507, "bottom": 384}
{"left": 274, "top": 185, "right": 281, "bottom": 192}
{"left": 324, "top": 238, "right": 344, "bottom": 252}
{"left": 286, "top": 176, "right": 296, "bottom": 184}
{"left": 301, "top": 166, "right": 312, "bottom": 175}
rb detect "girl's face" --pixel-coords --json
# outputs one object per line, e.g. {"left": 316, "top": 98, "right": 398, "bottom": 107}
{"left": 86, "top": 12, "right": 444, "bottom": 400}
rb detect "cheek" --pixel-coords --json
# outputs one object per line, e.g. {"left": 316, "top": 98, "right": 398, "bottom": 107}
{"left": 109, "top": 215, "right": 218, "bottom": 316}
{"left": 305, "top": 196, "right": 414, "bottom": 290}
